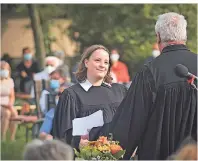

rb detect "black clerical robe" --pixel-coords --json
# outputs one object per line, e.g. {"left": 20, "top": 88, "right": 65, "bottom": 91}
{"left": 52, "top": 82, "right": 127, "bottom": 148}
{"left": 111, "top": 45, "right": 197, "bottom": 160}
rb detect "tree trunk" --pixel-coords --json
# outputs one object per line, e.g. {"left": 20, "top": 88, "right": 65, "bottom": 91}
{"left": 27, "top": 4, "right": 45, "bottom": 69}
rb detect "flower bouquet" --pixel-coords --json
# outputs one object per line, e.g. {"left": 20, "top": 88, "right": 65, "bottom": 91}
{"left": 74, "top": 134, "right": 125, "bottom": 160}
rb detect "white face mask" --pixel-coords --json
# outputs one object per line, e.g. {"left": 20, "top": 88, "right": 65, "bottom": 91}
{"left": 0, "top": 69, "right": 9, "bottom": 78}
{"left": 110, "top": 54, "right": 120, "bottom": 62}
{"left": 152, "top": 50, "right": 160, "bottom": 58}
{"left": 45, "top": 66, "right": 56, "bottom": 74}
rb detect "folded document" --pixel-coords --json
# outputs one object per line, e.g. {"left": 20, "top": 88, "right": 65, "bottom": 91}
{"left": 72, "top": 110, "right": 104, "bottom": 136}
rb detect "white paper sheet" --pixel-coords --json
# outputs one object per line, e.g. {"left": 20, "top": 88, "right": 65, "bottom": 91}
{"left": 72, "top": 110, "right": 104, "bottom": 136}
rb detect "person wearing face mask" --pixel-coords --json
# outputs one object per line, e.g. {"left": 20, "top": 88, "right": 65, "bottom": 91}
{"left": 52, "top": 45, "right": 127, "bottom": 149}
{"left": 39, "top": 67, "right": 72, "bottom": 115}
{"left": 110, "top": 48, "right": 130, "bottom": 84}
{"left": 144, "top": 43, "right": 161, "bottom": 65}
{"left": 33, "top": 56, "right": 60, "bottom": 81}
{"left": 38, "top": 68, "right": 73, "bottom": 140}
{"left": 15, "top": 56, "right": 61, "bottom": 104}
{"left": 0, "top": 61, "right": 18, "bottom": 141}
{"left": 16, "top": 47, "right": 40, "bottom": 93}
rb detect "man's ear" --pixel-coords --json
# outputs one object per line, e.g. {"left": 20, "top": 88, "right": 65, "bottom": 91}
{"left": 156, "top": 33, "right": 161, "bottom": 44}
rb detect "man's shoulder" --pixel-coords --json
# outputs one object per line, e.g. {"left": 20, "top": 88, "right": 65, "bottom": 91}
{"left": 16, "top": 61, "right": 24, "bottom": 68}
{"left": 32, "top": 60, "right": 39, "bottom": 65}
{"left": 186, "top": 50, "right": 197, "bottom": 57}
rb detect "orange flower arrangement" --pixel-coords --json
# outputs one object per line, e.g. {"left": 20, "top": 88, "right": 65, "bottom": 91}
{"left": 75, "top": 134, "right": 125, "bottom": 160}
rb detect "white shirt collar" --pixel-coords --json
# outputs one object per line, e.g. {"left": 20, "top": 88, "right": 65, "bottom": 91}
{"left": 79, "top": 79, "right": 111, "bottom": 92}
{"left": 79, "top": 79, "right": 92, "bottom": 92}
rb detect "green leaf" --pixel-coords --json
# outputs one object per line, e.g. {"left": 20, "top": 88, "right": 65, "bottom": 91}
{"left": 74, "top": 148, "right": 80, "bottom": 157}
{"left": 91, "top": 149, "right": 102, "bottom": 157}
{"left": 112, "top": 150, "right": 126, "bottom": 159}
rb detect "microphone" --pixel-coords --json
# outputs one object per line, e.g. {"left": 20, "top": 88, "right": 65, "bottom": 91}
{"left": 174, "top": 64, "right": 198, "bottom": 80}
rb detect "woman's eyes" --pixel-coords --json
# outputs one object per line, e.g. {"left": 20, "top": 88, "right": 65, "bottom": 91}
{"left": 94, "top": 59, "right": 109, "bottom": 65}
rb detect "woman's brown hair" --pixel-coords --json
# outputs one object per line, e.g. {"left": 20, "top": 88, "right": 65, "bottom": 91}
{"left": 75, "top": 44, "right": 113, "bottom": 83}
{"left": 0, "top": 60, "right": 11, "bottom": 78}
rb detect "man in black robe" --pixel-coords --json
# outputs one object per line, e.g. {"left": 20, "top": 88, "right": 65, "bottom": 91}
{"left": 111, "top": 12, "right": 197, "bottom": 160}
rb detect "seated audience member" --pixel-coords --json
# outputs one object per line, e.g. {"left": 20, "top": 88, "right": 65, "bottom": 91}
{"left": 23, "top": 139, "right": 74, "bottom": 160}
{"left": 15, "top": 56, "right": 61, "bottom": 103}
{"left": 39, "top": 68, "right": 73, "bottom": 140}
{"left": 34, "top": 56, "right": 60, "bottom": 81}
{"left": 0, "top": 61, "right": 18, "bottom": 141}
{"left": 15, "top": 47, "right": 40, "bottom": 105}
{"left": 16, "top": 47, "right": 40, "bottom": 93}
{"left": 39, "top": 67, "right": 73, "bottom": 115}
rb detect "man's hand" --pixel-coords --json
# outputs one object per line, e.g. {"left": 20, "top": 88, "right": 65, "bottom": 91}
{"left": 21, "top": 71, "right": 27, "bottom": 78}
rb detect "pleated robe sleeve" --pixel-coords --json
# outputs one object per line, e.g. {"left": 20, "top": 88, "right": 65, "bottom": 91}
{"left": 52, "top": 89, "right": 79, "bottom": 144}
{"left": 111, "top": 66, "right": 156, "bottom": 159}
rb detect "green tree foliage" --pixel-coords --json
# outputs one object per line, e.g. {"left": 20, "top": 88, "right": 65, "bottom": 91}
{"left": 2, "top": 4, "right": 197, "bottom": 77}
{"left": 65, "top": 4, "right": 197, "bottom": 77}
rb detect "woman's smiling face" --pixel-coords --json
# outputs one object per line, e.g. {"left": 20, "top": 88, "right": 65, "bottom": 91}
{"left": 85, "top": 49, "right": 110, "bottom": 81}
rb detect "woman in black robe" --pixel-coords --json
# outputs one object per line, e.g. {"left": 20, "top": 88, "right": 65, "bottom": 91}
{"left": 52, "top": 45, "right": 127, "bottom": 148}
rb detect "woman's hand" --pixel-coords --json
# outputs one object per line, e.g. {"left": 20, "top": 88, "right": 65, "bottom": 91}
{"left": 79, "top": 139, "right": 89, "bottom": 148}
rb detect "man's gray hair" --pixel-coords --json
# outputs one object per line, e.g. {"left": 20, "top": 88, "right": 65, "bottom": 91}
{"left": 155, "top": 12, "right": 187, "bottom": 43}
{"left": 23, "top": 139, "right": 74, "bottom": 160}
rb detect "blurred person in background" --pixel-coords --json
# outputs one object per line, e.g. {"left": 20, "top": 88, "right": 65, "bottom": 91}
{"left": 15, "top": 56, "right": 62, "bottom": 105}
{"left": 34, "top": 56, "right": 60, "bottom": 81}
{"left": 110, "top": 48, "right": 130, "bottom": 84}
{"left": 53, "top": 50, "right": 65, "bottom": 65}
{"left": 53, "top": 51, "right": 71, "bottom": 83}
{"left": 144, "top": 43, "right": 161, "bottom": 64}
{"left": 0, "top": 61, "right": 18, "bottom": 141}
{"left": 39, "top": 67, "right": 73, "bottom": 115}
{"left": 39, "top": 67, "right": 73, "bottom": 140}
{"left": 16, "top": 47, "right": 40, "bottom": 92}
{"left": 23, "top": 139, "right": 74, "bottom": 160}
{"left": 1, "top": 53, "right": 13, "bottom": 70}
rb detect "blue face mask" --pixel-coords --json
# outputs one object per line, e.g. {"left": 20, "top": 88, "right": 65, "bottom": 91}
{"left": 50, "top": 79, "right": 60, "bottom": 89}
{"left": 24, "top": 53, "right": 32, "bottom": 60}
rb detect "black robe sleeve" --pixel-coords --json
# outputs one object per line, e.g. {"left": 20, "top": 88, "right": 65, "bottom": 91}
{"left": 111, "top": 66, "right": 156, "bottom": 159}
{"left": 52, "top": 89, "right": 79, "bottom": 144}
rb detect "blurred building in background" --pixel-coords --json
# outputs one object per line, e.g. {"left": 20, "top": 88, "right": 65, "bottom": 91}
{"left": 1, "top": 16, "right": 76, "bottom": 58}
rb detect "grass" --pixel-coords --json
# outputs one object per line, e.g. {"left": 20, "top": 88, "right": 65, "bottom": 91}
{"left": 1, "top": 124, "right": 33, "bottom": 160}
